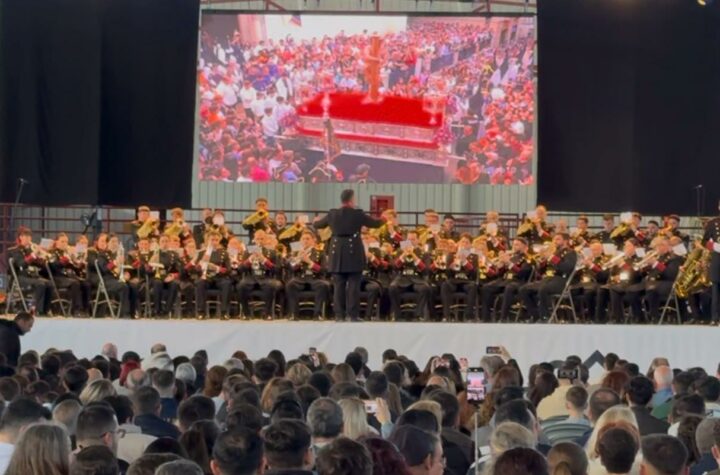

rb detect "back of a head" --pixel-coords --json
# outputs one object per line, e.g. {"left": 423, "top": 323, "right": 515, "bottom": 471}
{"left": 495, "top": 399, "right": 534, "bottom": 431}
{"left": 641, "top": 435, "right": 688, "bottom": 475}
{"left": 308, "top": 372, "right": 333, "bottom": 397}
{"left": 340, "top": 189, "right": 354, "bottom": 204}
{"left": 589, "top": 388, "right": 621, "bottom": 422}
{"left": 226, "top": 404, "right": 264, "bottom": 433}
{"left": 626, "top": 376, "right": 654, "bottom": 407}
{"left": 64, "top": 365, "right": 90, "bottom": 393}
{"left": 76, "top": 405, "right": 117, "bottom": 444}
{"left": 365, "top": 371, "right": 388, "bottom": 398}
{"left": 316, "top": 436, "right": 373, "bottom": 475}
{"left": 597, "top": 427, "right": 638, "bottom": 474}
{"left": 262, "top": 419, "right": 311, "bottom": 469}
{"left": 428, "top": 390, "right": 459, "bottom": 428}
{"left": 0, "top": 398, "right": 50, "bottom": 435}
{"left": 307, "top": 397, "right": 344, "bottom": 439}
{"left": 673, "top": 371, "right": 697, "bottom": 396}
{"left": 178, "top": 395, "right": 216, "bottom": 431}
{"left": 388, "top": 424, "right": 438, "bottom": 468}
{"left": 254, "top": 358, "right": 278, "bottom": 382}
{"left": 70, "top": 445, "right": 119, "bottom": 475}
{"left": 547, "top": 442, "right": 588, "bottom": 475}
{"left": 395, "top": 409, "right": 440, "bottom": 434}
{"left": 670, "top": 394, "right": 705, "bottom": 422}
{"left": 490, "top": 422, "right": 537, "bottom": 454}
{"left": 145, "top": 437, "right": 188, "bottom": 458}
{"left": 52, "top": 399, "right": 83, "bottom": 434}
{"left": 695, "top": 376, "right": 720, "bottom": 402}
{"left": 152, "top": 369, "right": 175, "bottom": 393}
{"left": 133, "top": 386, "right": 160, "bottom": 416}
{"left": 565, "top": 386, "right": 588, "bottom": 411}
{"left": 212, "top": 428, "right": 264, "bottom": 475}
{"left": 493, "top": 447, "right": 549, "bottom": 475}
{"left": 127, "top": 453, "right": 181, "bottom": 475}
{"left": 155, "top": 459, "right": 203, "bottom": 475}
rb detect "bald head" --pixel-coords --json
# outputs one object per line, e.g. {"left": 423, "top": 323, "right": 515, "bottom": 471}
{"left": 53, "top": 399, "right": 83, "bottom": 435}
{"left": 102, "top": 343, "right": 118, "bottom": 360}
{"left": 126, "top": 369, "right": 149, "bottom": 390}
{"left": 654, "top": 366, "right": 673, "bottom": 390}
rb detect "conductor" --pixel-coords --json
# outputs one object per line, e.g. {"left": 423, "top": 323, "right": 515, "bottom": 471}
{"left": 314, "top": 189, "right": 385, "bottom": 322}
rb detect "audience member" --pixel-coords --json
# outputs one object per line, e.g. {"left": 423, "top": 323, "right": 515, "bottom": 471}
{"left": 307, "top": 397, "right": 344, "bottom": 451}
{"left": 133, "top": 386, "right": 181, "bottom": 439}
{"left": 596, "top": 427, "right": 638, "bottom": 475}
{"left": 70, "top": 445, "right": 119, "bottom": 475}
{"left": 492, "top": 447, "right": 549, "bottom": 475}
{"left": 574, "top": 388, "right": 621, "bottom": 447}
{"left": 152, "top": 370, "right": 178, "bottom": 421}
{"left": 262, "top": 419, "right": 314, "bottom": 474}
{"left": 211, "top": 428, "right": 265, "bottom": 475}
{"left": 5, "top": 422, "right": 69, "bottom": 475}
{"left": 127, "top": 453, "right": 181, "bottom": 475}
{"left": 316, "top": 437, "right": 373, "bottom": 475}
{"left": 640, "top": 434, "right": 688, "bottom": 475}
{"left": 76, "top": 404, "right": 129, "bottom": 471}
{"left": 155, "top": 459, "right": 204, "bottom": 475}
{"left": 547, "top": 442, "right": 588, "bottom": 475}
{"left": 625, "top": 376, "right": 670, "bottom": 436}
{"left": 0, "top": 398, "right": 51, "bottom": 473}
{"left": 429, "top": 389, "right": 474, "bottom": 475}
{"left": 0, "top": 313, "right": 34, "bottom": 367}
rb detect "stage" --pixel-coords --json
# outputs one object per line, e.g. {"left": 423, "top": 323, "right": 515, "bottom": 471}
{"left": 14, "top": 318, "right": 720, "bottom": 375}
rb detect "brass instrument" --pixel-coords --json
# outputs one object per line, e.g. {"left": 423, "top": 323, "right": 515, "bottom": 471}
{"left": 200, "top": 246, "right": 213, "bottom": 280}
{"left": 317, "top": 227, "right": 332, "bottom": 243}
{"left": 601, "top": 253, "right": 626, "bottom": 271}
{"left": 279, "top": 223, "right": 304, "bottom": 241}
{"left": 242, "top": 209, "right": 269, "bottom": 227}
{"left": 30, "top": 243, "right": 50, "bottom": 260}
{"left": 164, "top": 219, "right": 186, "bottom": 238}
{"left": 516, "top": 218, "right": 534, "bottom": 236}
{"left": 675, "top": 247, "right": 711, "bottom": 299}
{"left": 116, "top": 246, "right": 127, "bottom": 283}
{"left": 633, "top": 250, "right": 658, "bottom": 271}
{"left": 610, "top": 223, "right": 629, "bottom": 240}
{"left": 432, "top": 250, "right": 447, "bottom": 270}
{"left": 149, "top": 245, "right": 165, "bottom": 279}
{"left": 137, "top": 218, "right": 159, "bottom": 239}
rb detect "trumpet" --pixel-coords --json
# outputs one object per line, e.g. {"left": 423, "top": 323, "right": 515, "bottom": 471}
{"left": 279, "top": 223, "right": 304, "bottom": 241}
{"left": 137, "top": 218, "right": 159, "bottom": 239}
{"left": 433, "top": 251, "right": 447, "bottom": 270}
{"left": 242, "top": 209, "right": 269, "bottom": 227}
{"left": 115, "top": 246, "right": 127, "bottom": 283}
{"left": 610, "top": 223, "right": 629, "bottom": 240}
{"left": 601, "top": 253, "right": 627, "bottom": 270}
{"left": 633, "top": 250, "right": 658, "bottom": 271}
{"left": 290, "top": 247, "right": 311, "bottom": 267}
{"left": 30, "top": 243, "right": 50, "bottom": 260}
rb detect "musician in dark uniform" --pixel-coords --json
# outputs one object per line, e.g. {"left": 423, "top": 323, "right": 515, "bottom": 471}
{"left": 6, "top": 227, "right": 52, "bottom": 315}
{"left": 285, "top": 231, "right": 330, "bottom": 320}
{"left": 313, "top": 189, "right": 385, "bottom": 322}
{"left": 241, "top": 197, "right": 275, "bottom": 241}
{"left": 638, "top": 237, "right": 682, "bottom": 323}
{"left": 179, "top": 239, "right": 202, "bottom": 317}
{"left": 194, "top": 231, "right": 233, "bottom": 319}
{"left": 519, "top": 233, "right": 578, "bottom": 323}
{"left": 377, "top": 209, "right": 404, "bottom": 250}
{"left": 664, "top": 214, "right": 689, "bottom": 246}
{"left": 702, "top": 202, "right": 720, "bottom": 324}
{"left": 439, "top": 214, "right": 460, "bottom": 242}
{"left": 603, "top": 239, "right": 643, "bottom": 323}
{"left": 236, "top": 230, "right": 283, "bottom": 320}
{"left": 479, "top": 238, "right": 532, "bottom": 322}
{"left": 193, "top": 208, "right": 213, "bottom": 248}
{"left": 570, "top": 241, "right": 609, "bottom": 322}
{"left": 360, "top": 233, "right": 387, "bottom": 320}
{"left": 150, "top": 235, "right": 180, "bottom": 318}
{"left": 592, "top": 214, "right": 617, "bottom": 245}
{"left": 49, "top": 232, "right": 88, "bottom": 315}
{"left": 87, "top": 233, "right": 131, "bottom": 318}
{"left": 388, "top": 230, "right": 432, "bottom": 322}
{"left": 439, "top": 233, "right": 478, "bottom": 322}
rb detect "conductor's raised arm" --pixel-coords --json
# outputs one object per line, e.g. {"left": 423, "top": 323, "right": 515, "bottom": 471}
{"left": 361, "top": 211, "right": 385, "bottom": 229}
{"left": 313, "top": 213, "right": 330, "bottom": 230}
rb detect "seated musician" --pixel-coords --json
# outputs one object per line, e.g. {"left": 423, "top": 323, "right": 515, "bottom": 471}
{"left": 87, "top": 233, "right": 130, "bottom": 318}
{"left": 360, "top": 232, "right": 388, "bottom": 320}
{"left": 388, "top": 231, "right": 431, "bottom": 322}
{"left": 49, "top": 233, "right": 89, "bottom": 316}
{"left": 428, "top": 238, "right": 452, "bottom": 321}
{"left": 611, "top": 213, "right": 647, "bottom": 248}
{"left": 645, "top": 220, "right": 660, "bottom": 243}
{"left": 570, "top": 241, "right": 609, "bottom": 321}
{"left": 236, "top": 230, "right": 283, "bottom": 320}
{"left": 517, "top": 205, "right": 554, "bottom": 245}
{"left": 602, "top": 239, "right": 643, "bottom": 323}
{"left": 125, "top": 237, "right": 153, "bottom": 318}
{"left": 378, "top": 209, "right": 404, "bottom": 250}
{"left": 6, "top": 227, "right": 52, "bottom": 316}
{"left": 479, "top": 237, "right": 532, "bottom": 322}
{"left": 193, "top": 208, "right": 213, "bottom": 248}
{"left": 417, "top": 209, "right": 441, "bottom": 252}
{"left": 630, "top": 236, "right": 682, "bottom": 323}
{"left": 439, "top": 233, "right": 478, "bottom": 322}
{"left": 478, "top": 211, "right": 508, "bottom": 253}
{"left": 165, "top": 208, "right": 193, "bottom": 247}
{"left": 150, "top": 235, "right": 181, "bottom": 318}
{"left": 592, "top": 214, "right": 616, "bottom": 244}
{"left": 179, "top": 239, "right": 202, "bottom": 317}
{"left": 518, "top": 233, "right": 577, "bottom": 323}
{"left": 194, "top": 231, "right": 232, "bottom": 320}
{"left": 285, "top": 231, "right": 330, "bottom": 320}
{"left": 129, "top": 205, "right": 159, "bottom": 250}
{"left": 242, "top": 197, "right": 275, "bottom": 240}
{"left": 571, "top": 216, "right": 591, "bottom": 249}
{"left": 277, "top": 213, "right": 305, "bottom": 251}
{"left": 210, "top": 210, "right": 233, "bottom": 248}
{"left": 662, "top": 214, "right": 689, "bottom": 245}
{"left": 439, "top": 214, "right": 460, "bottom": 242}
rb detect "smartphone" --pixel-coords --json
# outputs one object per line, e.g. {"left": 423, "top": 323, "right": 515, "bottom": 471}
{"left": 466, "top": 367, "right": 486, "bottom": 403}
{"left": 486, "top": 346, "right": 501, "bottom": 355}
{"left": 364, "top": 400, "right": 378, "bottom": 414}
{"left": 309, "top": 347, "right": 317, "bottom": 355}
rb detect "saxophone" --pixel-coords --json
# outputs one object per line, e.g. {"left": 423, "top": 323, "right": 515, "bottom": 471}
{"left": 675, "top": 247, "right": 711, "bottom": 299}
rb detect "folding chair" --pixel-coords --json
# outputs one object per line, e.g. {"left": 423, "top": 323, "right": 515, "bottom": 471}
{"left": 44, "top": 261, "right": 70, "bottom": 317}
{"left": 91, "top": 260, "right": 121, "bottom": 319}
{"left": 659, "top": 276, "right": 683, "bottom": 325}
{"left": 549, "top": 267, "right": 580, "bottom": 324}
{"left": 4, "top": 258, "right": 30, "bottom": 314}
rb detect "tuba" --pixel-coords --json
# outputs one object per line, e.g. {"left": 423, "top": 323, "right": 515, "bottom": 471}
{"left": 675, "top": 247, "right": 711, "bottom": 299}
{"left": 242, "top": 210, "right": 269, "bottom": 227}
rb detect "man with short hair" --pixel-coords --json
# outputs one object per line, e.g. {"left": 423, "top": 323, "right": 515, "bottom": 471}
{"left": 597, "top": 427, "right": 638, "bottom": 475}
{"left": 104, "top": 394, "right": 156, "bottom": 464}
{"left": 653, "top": 371, "right": 696, "bottom": 421}
{"left": 625, "top": 376, "right": 670, "bottom": 436}
{"left": 178, "top": 395, "right": 216, "bottom": 432}
{"left": 262, "top": 419, "right": 314, "bottom": 475}
{"left": 0, "top": 312, "right": 34, "bottom": 367}
{"left": 388, "top": 425, "right": 444, "bottom": 475}
{"left": 70, "top": 445, "right": 120, "bottom": 475}
{"left": 76, "top": 404, "right": 129, "bottom": 472}
{"left": 0, "top": 398, "right": 50, "bottom": 472}
{"left": 315, "top": 437, "right": 373, "bottom": 475}
{"left": 640, "top": 434, "right": 688, "bottom": 475}
{"left": 542, "top": 386, "right": 591, "bottom": 445}
{"left": 102, "top": 343, "right": 119, "bottom": 361}
{"left": 132, "top": 386, "right": 180, "bottom": 439}
{"left": 151, "top": 370, "right": 177, "bottom": 421}
{"left": 651, "top": 365, "right": 674, "bottom": 408}
{"left": 429, "top": 390, "right": 474, "bottom": 475}
{"left": 696, "top": 376, "right": 720, "bottom": 417}
{"left": 155, "top": 459, "right": 204, "bottom": 475}
{"left": 53, "top": 399, "right": 83, "bottom": 438}
{"left": 211, "top": 428, "right": 265, "bottom": 475}
{"left": 537, "top": 365, "right": 576, "bottom": 421}
{"left": 668, "top": 394, "right": 705, "bottom": 437}
{"left": 306, "top": 398, "right": 343, "bottom": 451}
{"left": 574, "top": 388, "right": 621, "bottom": 447}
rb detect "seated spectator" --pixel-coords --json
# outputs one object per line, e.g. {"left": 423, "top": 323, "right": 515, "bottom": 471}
{"left": 388, "top": 424, "right": 443, "bottom": 475}
{"left": 70, "top": 445, "right": 120, "bottom": 475}
{"left": 668, "top": 394, "right": 705, "bottom": 437}
{"left": 640, "top": 434, "right": 688, "bottom": 475}
{"left": 262, "top": 419, "right": 314, "bottom": 474}
{"left": 178, "top": 395, "right": 218, "bottom": 432}
{"left": 694, "top": 417, "right": 720, "bottom": 475}
{"left": 0, "top": 398, "right": 51, "bottom": 472}
{"left": 543, "top": 386, "right": 592, "bottom": 445}
{"left": 307, "top": 397, "right": 344, "bottom": 451}
{"left": 596, "top": 427, "right": 638, "bottom": 475}
{"left": 64, "top": 365, "right": 90, "bottom": 396}
{"left": 6, "top": 423, "right": 70, "bottom": 475}
{"left": 144, "top": 437, "right": 188, "bottom": 458}
{"left": 152, "top": 370, "right": 178, "bottom": 421}
{"left": 76, "top": 404, "right": 129, "bottom": 471}
{"left": 676, "top": 415, "right": 703, "bottom": 469}
{"left": 360, "top": 436, "right": 412, "bottom": 475}
{"left": 574, "top": 388, "right": 621, "bottom": 447}
{"left": 132, "top": 387, "right": 181, "bottom": 439}
{"left": 103, "top": 394, "right": 156, "bottom": 464}
{"left": 180, "top": 420, "right": 220, "bottom": 474}
{"left": 127, "top": 453, "right": 181, "bottom": 475}
{"left": 537, "top": 366, "right": 576, "bottom": 421}
{"left": 211, "top": 428, "right": 265, "bottom": 475}
{"left": 584, "top": 407, "right": 639, "bottom": 467}
{"left": 652, "top": 371, "right": 697, "bottom": 421}
{"left": 475, "top": 422, "right": 537, "bottom": 474}
{"left": 316, "top": 437, "right": 373, "bottom": 475}
{"left": 395, "top": 409, "right": 440, "bottom": 435}
{"left": 492, "top": 447, "right": 548, "bottom": 475}
{"left": 624, "top": 376, "right": 669, "bottom": 436}
{"left": 338, "top": 398, "right": 378, "bottom": 440}
{"left": 226, "top": 404, "right": 264, "bottom": 433}
{"left": 650, "top": 365, "right": 673, "bottom": 408}
{"left": 547, "top": 442, "right": 588, "bottom": 475}
{"left": 695, "top": 376, "right": 720, "bottom": 417}
{"left": 429, "top": 390, "right": 475, "bottom": 475}
{"left": 52, "top": 399, "right": 82, "bottom": 443}
{"left": 155, "top": 459, "right": 204, "bottom": 475}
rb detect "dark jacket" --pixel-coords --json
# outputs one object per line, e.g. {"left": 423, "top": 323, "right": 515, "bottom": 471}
{"left": 441, "top": 427, "right": 475, "bottom": 475}
{"left": 134, "top": 413, "right": 181, "bottom": 439}
{"left": 314, "top": 207, "right": 384, "bottom": 273}
{"left": 631, "top": 406, "right": 669, "bottom": 436}
{"left": 0, "top": 319, "right": 23, "bottom": 367}
{"left": 160, "top": 398, "right": 178, "bottom": 422}
{"left": 265, "top": 470, "right": 313, "bottom": 475}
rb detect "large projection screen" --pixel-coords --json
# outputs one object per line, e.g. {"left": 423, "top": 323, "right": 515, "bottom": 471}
{"left": 197, "top": 13, "right": 535, "bottom": 185}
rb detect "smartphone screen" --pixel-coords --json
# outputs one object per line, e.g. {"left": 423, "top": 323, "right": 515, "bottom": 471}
{"left": 466, "top": 368, "right": 486, "bottom": 403}
{"left": 309, "top": 347, "right": 317, "bottom": 355}
{"left": 486, "top": 346, "right": 501, "bottom": 355}
{"left": 364, "top": 400, "right": 378, "bottom": 414}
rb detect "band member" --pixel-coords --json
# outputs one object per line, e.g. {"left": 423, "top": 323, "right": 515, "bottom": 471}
{"left": 126, "top": 237, "right": 153, "bottom": 318}
{"left": 209, "top": 210, "right": 233, "bottom": 248}
{"left": 519, "top": 233, "right": 578, "bottom": 323}
{"left": 439, "top": 233, "right": 478, "bottom": 322}
{"left": 164, "top": 208, "right": 193, "bottom": 246}
{"left": 129, "top": 205, "right": 160, "bottom": 249}
{"left": 87, "top": 233, "right": 130, "bottom": 318}
{"left": 276, "top": 213, "right": 304, "bottom": 250}
{"left": 637, "top": 237, "right": 682, "bottom": 323}
{"left": 378, "top": 209, "right": 404, "bottom": 249}
{"left": 150, "top": 235, "right": 180, "bottom": 317}
{"left": 6, "top": 227, "right": 52, "bottom": 315}
{"left": 479, "top": 238, "right": 533, "bottom": 322}
{"left": 604, "top": 239, "right": 643, "bottom": 323}
{"left": 49, "top": 233, "right": 88, "bottom": 315}
{"left": 592, "top": 214, "right": 616, "bottom": 245}
{"left": 285, "top": 231, "right": 330, "bottom": 320}
{"left": 313, "top": 189, "right": 386, "bottom": 322}
{"left": 517, "top": 205, "right": 554, "bottom": 245}
{"left": 388, "top": 230, "right": 431, "bottom": 322}
{"left": 195, "top": 231, "right": 233, "bottom": 319}
{"left": 571, "top": 241, "right": 609, "bottom": 321}
{"left": 662, "top": 214, "right": 688, "bottom": 245}
{"left": 236, "top": 230, "right": 283, "bottom": 320}
{"left": 193, "top": 208, "right": 213, "bottom": 248}
{"left": 611, "top": 213, "right": 646, "bottom": 248}
{"left": 703, "top": 201, "right": 720, "bottom": 324}
{"left": 645, "top": 220, "right": 660, "bottom": 243}
{"left": 571, "top": 216, "right": 591, "bottom": 249}
{"left": 439, "top": 214, "right": 460, "bottom": 242}
{"left": 179, "top": 239, "right": 202, "bottom": 317}
{"left": 478, "top": 211, "right": 508, "bottom": 252}
{"left": 242, "top": 197, "right": 274, "bottom": 240}
{"left": 361, "top": 232, "right": 388, "bottom": 320}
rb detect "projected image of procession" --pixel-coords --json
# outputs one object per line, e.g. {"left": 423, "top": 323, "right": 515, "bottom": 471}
{"left": 197, "top": 14, "right": 535, "bottom": 185}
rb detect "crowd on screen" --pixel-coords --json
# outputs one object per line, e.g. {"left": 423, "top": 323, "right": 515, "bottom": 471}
{"left": 0, "top": 311, "right": 714, "bottom": 474}
{"left": 196, "top": 18, "right": 535, "bottom": 185}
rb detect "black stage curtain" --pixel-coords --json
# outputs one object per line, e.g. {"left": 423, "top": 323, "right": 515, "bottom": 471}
{"left": 0, "top": 0, "right": 199, "bottom": 207}
{"left": 538, "top": 0, "right": 720, "bottom": 215}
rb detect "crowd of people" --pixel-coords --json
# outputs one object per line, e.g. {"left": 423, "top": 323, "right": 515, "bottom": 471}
{"left": 197, "top": 17, "right": 535, "bottom": 185}
{"left": 6, "top": 201, "right": 717, "bottom": 324}
{"left": 0, "top": 310, "right": 715, "bottom": 474}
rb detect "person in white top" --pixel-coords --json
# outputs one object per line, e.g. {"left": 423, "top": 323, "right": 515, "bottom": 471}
{"left": 261, "top": 107, "right": 280, "bottom": 138}
{"left": 251, "top": 92, "right": 267, "bottom": 119}
{"left": 0, "top": 399, "right": 51, "bottom": 474}
{"left": 239, "top": 81, "right": 257, "bottom": 116}
{"left": 215, "top": 77, "right": 238, "bottom": 107}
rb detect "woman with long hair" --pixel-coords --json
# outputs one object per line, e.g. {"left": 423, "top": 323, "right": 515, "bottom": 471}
{"left": 6, "top": 423, "right": 71, "bottom": 475}
{"left": 359, "top": 436, "right": 412, "bottom": 475}
{"left": 338, "top": 398, "right": 378, "bottom": 440}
